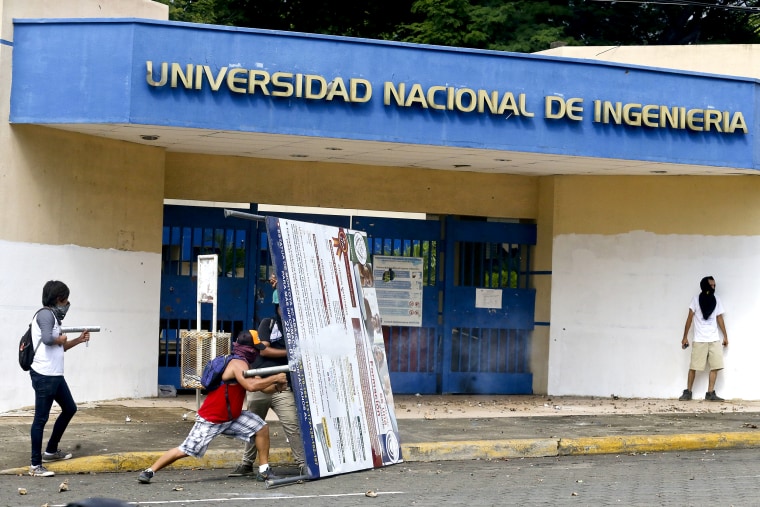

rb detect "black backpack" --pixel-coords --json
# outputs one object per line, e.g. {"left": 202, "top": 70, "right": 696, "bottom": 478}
{"left": 19, "top": 308, "right": 50, "bottom": 371}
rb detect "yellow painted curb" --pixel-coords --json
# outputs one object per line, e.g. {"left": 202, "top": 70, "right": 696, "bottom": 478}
{"left": 0, "top": 447, "right": 294, "bottom": 475}
{"left": 559, "top": 432, "right": 760, "bottom": 455}
{"left": 4, "top": 433, "right": 760, "bottom": 475}
{"left": 401, "top": 439, "right": 559, "bottom": 461}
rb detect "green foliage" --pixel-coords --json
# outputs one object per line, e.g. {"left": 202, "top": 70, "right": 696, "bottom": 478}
{"left": 156, "top": 1, "right": 760, "bottom": 54}
{"left": 399, "top": 240, "right": 437, "bottom": 286}
{"left": 484, "top": 268, "right": 517, "bottom": 289}
{"left": 157, "top": 0, "right": 221, "bottom": 24}
{"left": 398, "top": 0, "right": 760, "bottom": 52}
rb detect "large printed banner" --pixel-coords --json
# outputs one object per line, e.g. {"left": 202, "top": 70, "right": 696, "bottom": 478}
{"left": 266, "top": 217, "right": 402, "bottom": 479}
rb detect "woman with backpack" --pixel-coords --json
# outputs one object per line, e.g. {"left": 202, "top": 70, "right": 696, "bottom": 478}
{"left": 28, "top": 280, "right": 90, "bottom": 477}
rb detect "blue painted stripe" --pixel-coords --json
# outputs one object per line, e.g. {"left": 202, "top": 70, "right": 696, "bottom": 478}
{"left": 534, "top": 322, "right": 550, "bottom": 326}
{"left": 0, "top": 39, "right": 12, "bottom": 47}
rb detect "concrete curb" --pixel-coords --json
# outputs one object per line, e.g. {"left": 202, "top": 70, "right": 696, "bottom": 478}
{"left": 558, "top": 431, "right": 760, "bottom": 455}
{"left": 3, "top": 432, "right": 759, "bottom": 475}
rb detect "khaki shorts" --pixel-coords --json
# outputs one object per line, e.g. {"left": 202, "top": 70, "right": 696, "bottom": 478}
{"left": 690, "top": 341, "right": 724, "bottom": 371}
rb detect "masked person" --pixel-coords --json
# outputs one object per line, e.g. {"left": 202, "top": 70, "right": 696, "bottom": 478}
{"left": 229, "top": 305, "right": 307, "bottom": 478}
{"left": 28, "top": 280, "right": 91, "bottom": 477}
{"left": 679, "top": 276, "right": 729, "bottom": 402}
{"left": 138, "top": 331, "right": 285, "bottom": 484}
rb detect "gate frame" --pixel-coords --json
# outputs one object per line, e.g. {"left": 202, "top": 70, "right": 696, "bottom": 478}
{"left": 160, "top": 206, "right": 537, "bottom": 395}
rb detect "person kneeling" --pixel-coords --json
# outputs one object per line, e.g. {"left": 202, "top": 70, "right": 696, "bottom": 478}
{"left": 137, "top": 342, "right": 287, "bottom": 484}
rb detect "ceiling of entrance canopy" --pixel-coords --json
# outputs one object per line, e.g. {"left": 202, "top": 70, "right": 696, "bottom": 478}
{"left": 50, "top": 123, "right": 753, "bottom": 176}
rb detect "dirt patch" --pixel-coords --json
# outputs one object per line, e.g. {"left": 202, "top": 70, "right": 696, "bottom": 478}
{"left": 390, "top": 394, "right": 760, "bottom": 420}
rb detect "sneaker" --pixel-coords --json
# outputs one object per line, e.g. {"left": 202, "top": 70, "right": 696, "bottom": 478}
{"left": 678, "top": 389, "right": 692, "bottom": 401}
{"left": 29, "top": 464, "right": 55, "bottom": 477}
{"left": 706, "top": 391, "right": 724, "bottom": 402}
{"left": 256, "top": 466, "right": 279, "bottom": 482}
{"left": 138, "top": 469, "right": 154, "bottom": 484}
{"left": 228, "top": 463, "right": 255, "bottom": 477}
{"left": 42, "top": 450, "right": 72, "bottom": 462}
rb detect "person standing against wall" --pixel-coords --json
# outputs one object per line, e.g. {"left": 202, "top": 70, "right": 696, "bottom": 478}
{"left": 679, "top": 276, "right": 729, "bottom": 402}
{"left": 28, "top": 280, "right": 90, "bottom": 477}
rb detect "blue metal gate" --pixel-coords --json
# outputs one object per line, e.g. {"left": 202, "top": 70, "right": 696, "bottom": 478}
{"left": 351, "top": 216, "right": 443, "bottom": 394}
{"left": 160, "top": 207, "right": 536, "bottom": 394}
{"left": 441, "top": 218, "right": 536, "bottom": 394}
{"left": 158, "top": 205, "right": 257, "bottom": 387}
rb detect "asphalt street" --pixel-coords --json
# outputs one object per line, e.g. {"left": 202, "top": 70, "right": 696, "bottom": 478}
{"left": 4, "top": 394, "right": 760, "bottom": 477}
{"left": 2, "top": 449, "right": 759, "bottom": 507}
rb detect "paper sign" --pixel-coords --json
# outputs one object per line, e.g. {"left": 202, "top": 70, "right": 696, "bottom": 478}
{"left": 475, "top": 288, "right": 502, "bottom": 309}
{"left": 373, "top": 256, "right": 423, "bottom": 327}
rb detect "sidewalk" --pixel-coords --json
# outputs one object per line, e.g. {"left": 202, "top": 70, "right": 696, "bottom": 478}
{"left": 2, "top": 394, "right": 760, "bottom": 475}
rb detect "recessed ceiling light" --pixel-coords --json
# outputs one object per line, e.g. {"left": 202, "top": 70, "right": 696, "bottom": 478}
{"left": 141, "top": 135, "right": 159, "bottom": 141}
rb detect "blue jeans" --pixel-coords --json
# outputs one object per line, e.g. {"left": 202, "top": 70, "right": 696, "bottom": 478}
{"left": 29, "top": 369, "right": 77, "bottom": 466}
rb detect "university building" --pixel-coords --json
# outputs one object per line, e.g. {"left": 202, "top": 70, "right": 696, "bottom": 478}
{"left": 1, "top": 0, "right": 758, "bottom": 412}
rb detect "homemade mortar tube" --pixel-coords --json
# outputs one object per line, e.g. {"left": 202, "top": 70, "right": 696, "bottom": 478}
{"left": 60, "top": 326, "right": 101, "bottom": 333}
{"left": 243, "top": 365, "right": 291, "bottom": 378}
{"left": 224, "top": 209, "right": 267, "bottom": 222}
{"left": 60, "top": 326, "right": 101, "bottom": 348}
{"left": 265, "top": 474, "right": 311, "bottom": 489}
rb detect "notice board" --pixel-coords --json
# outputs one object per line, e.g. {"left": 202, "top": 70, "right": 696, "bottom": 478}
{"left": 266, "top": 216, "right": 402, "bottom": 479}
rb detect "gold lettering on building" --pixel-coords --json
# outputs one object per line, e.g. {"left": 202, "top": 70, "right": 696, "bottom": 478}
{"left": 383, "top": 81, "right": 533, "bottom": 116}
{"left": 592, "top": 100, "right": 748, "bottom": 134}
{"left": 144, "top": 62, "right": 747, "bottom": 134}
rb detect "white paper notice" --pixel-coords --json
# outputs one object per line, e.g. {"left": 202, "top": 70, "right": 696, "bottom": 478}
{"left": 475, "top": 288, "right": 502, "bottom": 309}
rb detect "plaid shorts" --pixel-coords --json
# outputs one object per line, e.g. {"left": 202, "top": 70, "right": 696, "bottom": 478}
{"left": 179, "top": 410, "right": 266, "bottom": 458}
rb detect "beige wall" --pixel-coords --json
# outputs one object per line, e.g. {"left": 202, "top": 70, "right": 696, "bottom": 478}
{"left": 1, "top": 0, "right": 167, "bottom": 41}
{"left": 552, "top": 175, "right": 760, "bottom": 236}
{"left": 539, "top": 45, "right": 760, "bottom": 79}
{"left": 165, "top": 152, "right": 540, "bottom": 219}
{"left": 548, "top": 174, "right": 760, "bottom": 399}
{"left": 535, "top": 47, "right": 760, "bottom": 399}
{"left": 530, "top": 177, "right": 556, "bottom": 393}
{"left": 4, "top": 126, "right": 165, "bottom": 251}
{"left": 0, "top": 0, "right": 168, "bottom": 412}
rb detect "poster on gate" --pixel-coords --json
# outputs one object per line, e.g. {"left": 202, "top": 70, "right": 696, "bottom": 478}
{"left": 373, "top": 255, "right": 424, "bottom": 327}
{"left": 266, "top": 216, "right": 402, "bottom": 479}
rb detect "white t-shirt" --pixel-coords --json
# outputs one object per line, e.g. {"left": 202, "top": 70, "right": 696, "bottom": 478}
{"left": 31, "top": 310, "right": 64, "bottom": 376}
{"left": 689, "top": 294, "right": 725, "bottom": 343}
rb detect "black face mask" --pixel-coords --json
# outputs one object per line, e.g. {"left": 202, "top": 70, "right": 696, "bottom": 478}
{"left": 53, "top": 302, "right": 70, "bottom": 322}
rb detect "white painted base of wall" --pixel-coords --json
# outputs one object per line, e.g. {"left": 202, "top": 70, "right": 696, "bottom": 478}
{"left": 0, "top": 240, "right": 161, "bottom": 413}
{"left": 548, "top": 231, "right": 760, "bottom": 400}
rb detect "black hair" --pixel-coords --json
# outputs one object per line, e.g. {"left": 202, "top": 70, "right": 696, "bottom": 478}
{"left": 42, "top": 280, "right": 70, "bottom": 307}
{"left": 236, "top": 330, "right": 253, "bottom": 346}
{"left": 698, "top": 276, "right": 717, "bottom": 320}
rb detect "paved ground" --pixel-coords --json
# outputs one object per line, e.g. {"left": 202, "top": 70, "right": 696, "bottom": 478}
{"left": 2, "top": 394, "right": 760, "bottom": 475}
{"left": 5, "top": 450, "right": 760, "bottom": 507}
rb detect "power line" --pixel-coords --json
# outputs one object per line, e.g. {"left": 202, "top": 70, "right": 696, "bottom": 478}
{"left": 590, "top": 0, "right": 760, "bottom": 12}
